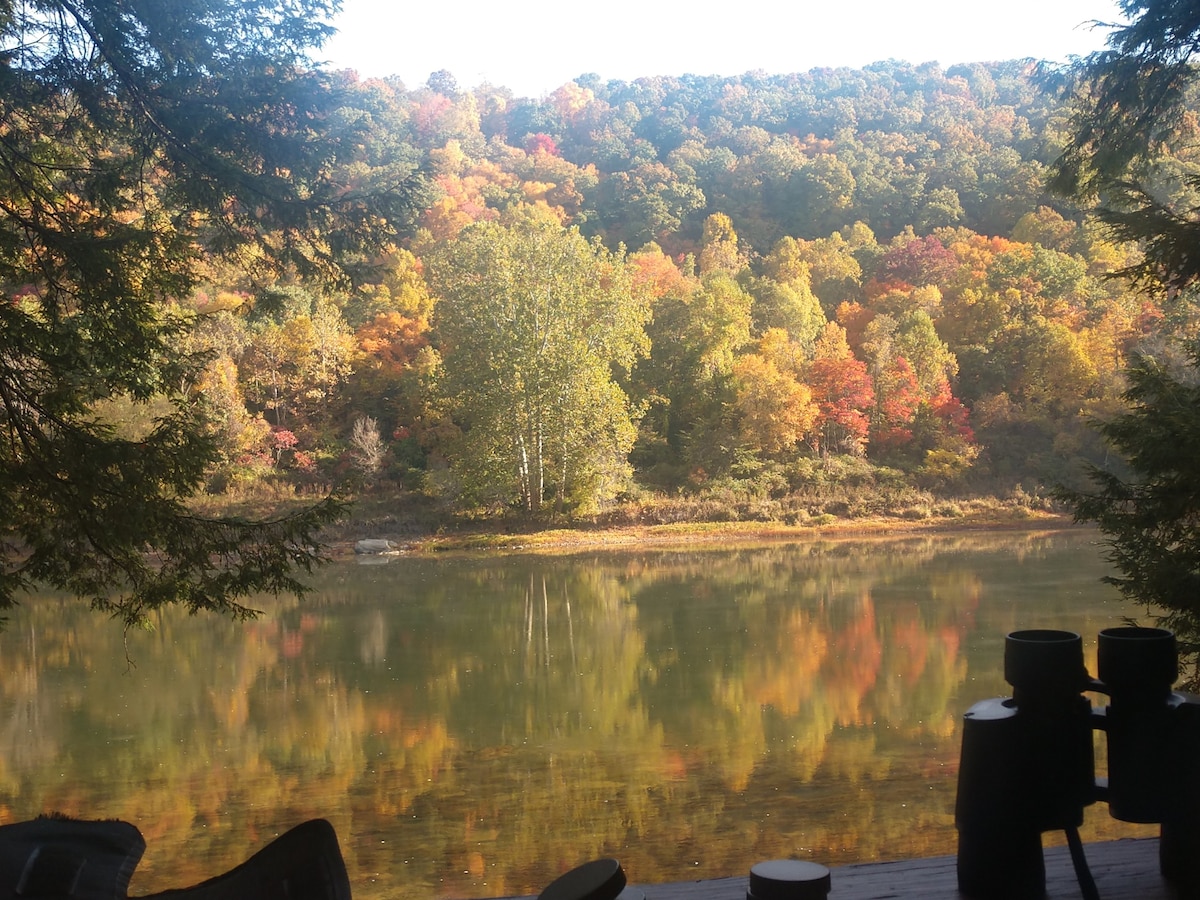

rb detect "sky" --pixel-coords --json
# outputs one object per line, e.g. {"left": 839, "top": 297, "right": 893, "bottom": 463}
{"left": 321, "top": 0, "right": 1127, "bottom": 99}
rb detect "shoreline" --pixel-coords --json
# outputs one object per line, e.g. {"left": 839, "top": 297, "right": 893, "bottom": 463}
{"left": 330, "top": 507, "right": 1083, "bottom": 559}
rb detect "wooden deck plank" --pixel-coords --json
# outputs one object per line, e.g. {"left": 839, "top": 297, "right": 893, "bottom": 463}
{"left": 612, "top": 839, "right": 1174, "bottom": 900}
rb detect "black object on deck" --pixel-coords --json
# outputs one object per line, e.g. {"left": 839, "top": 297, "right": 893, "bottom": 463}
{"left": 955, "top": 626, "right": 1200, "bottom": 899}
{"left": 0, "top": 816, "right": 348, "bottom": 900}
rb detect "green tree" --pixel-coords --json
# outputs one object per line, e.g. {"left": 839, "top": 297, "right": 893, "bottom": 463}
{"left": 746, "top": 276, "right": 827, "bottom": 352}
{"left": 894, "top": 310, "right": 958, "bottom": 394}
{"left": 1050, "top": 0, "right": 1200, "bottom": 292}
{"left": 1052, "top": 0, "right": 1200, "bottom": 671}
{"left": 697, "top": 213, "right": 745, "bottom": 276}
{"left": 241, "top": 294, "right": 356, "bottom": 433}
{"left": 686, "top": 272, "right": 756, "bottom": 378}
{"left": 429, "top": 207, "right": 651, "bottom": 513}
{"left": 1061, "top": 349, "right": 1200, "bottom": 672}
{"left": 0, "top": 1, "right": 420, "bottom": 623}
{"left": 750, "top": 238, "right": 828, "bottom": 351}
{"left": 795, "top": 232, "right": 867, "bottom": 311}
{"left": 588, "top": 162, "right": 705, "bottom": 250}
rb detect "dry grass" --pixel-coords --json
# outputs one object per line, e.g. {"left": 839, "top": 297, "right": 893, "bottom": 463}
{"left": 188, "top": 479, "right": 1073, "bottom": 559}
{"left": 363, "top": 503, "right": 1073, "bottom": 557}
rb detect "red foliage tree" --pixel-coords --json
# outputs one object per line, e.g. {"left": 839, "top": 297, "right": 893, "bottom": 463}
{"left": 807, "top": 324, "right": 875, "bottom": 455}
{"left": 870, "top": 355, "right": 923, "bottom": 451}
{"left": 926, "top": 376, "right": 975, "bottom": 443}
{"left": 525, "top": 132, "right": 560, "bottom": 156}
{"left": 875, "top": 234, "right": 958, "bottom": 288}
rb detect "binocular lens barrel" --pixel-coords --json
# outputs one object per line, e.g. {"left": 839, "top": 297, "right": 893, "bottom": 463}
{"left": 1097, "top": 627, "right": 1177, "bottom": 696}
{"left": 1004, "top": 629, "right": 1088, "bottom": 702}
{"left": 1098, "top": 627, "right": 1179, "bottom": 824}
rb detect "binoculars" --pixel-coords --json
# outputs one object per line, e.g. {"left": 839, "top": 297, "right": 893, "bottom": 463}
{"left": 955, "top": 627, "right": 1200, "bottom": 897}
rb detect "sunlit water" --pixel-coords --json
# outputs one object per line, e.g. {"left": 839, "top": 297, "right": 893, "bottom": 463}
{"left": 0, "top": 529, "right": 1159, "bottom": 898}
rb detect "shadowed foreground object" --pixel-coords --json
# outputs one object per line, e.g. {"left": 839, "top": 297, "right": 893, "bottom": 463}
{"left": 955, "top": 627, "right": 1200, "bottom": 899}
{"left": 601, "top": 840, "right": 1167, "bottom": 900}
{"left": 0, "top": 816, "right": 145, "bottom": 899}
{"left": 0, "top": 815, "right": 1177, "bottom": 900}
{"left": 0, "top": 817, "right": 348, "bottom": 900}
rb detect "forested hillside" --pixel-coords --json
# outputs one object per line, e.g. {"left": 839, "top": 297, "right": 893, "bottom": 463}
{"left": 152, "top": 60, "right": 1197, "bottom": 519}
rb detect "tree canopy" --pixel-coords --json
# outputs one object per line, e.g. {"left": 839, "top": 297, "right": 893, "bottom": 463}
{"left": 1065, "top": 348, "right": 1200, "bottom": 662}
{"left": 1052, "top": 0, "right": 1200, "bottom": 674}
{"left": 1050, "top": 0, "right": 1200, "bottom": 292}
{"left": 4, "top": 4, "right": 1187, "bottom": 625}
{"left": 428, "top": 206, "right": 650, "bottom": 513}
{"left": 0, "top": 0, "right": 421, "bottom": 624}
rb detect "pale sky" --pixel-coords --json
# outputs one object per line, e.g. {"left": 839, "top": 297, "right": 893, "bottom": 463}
{"left": 321, "top": 0, "right": 1126, "bottom": 98}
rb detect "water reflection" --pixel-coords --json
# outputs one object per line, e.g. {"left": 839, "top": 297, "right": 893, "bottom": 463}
{"left": 0, "top": 530, "right": 1156, "bottom": 899}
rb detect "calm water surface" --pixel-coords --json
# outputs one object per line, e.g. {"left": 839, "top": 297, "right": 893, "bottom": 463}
{"left": 0, "top": 529, "right": 1158, "bottom": 898}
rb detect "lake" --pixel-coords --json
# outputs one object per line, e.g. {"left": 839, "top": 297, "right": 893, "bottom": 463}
{"left": 0, "top": 528, "right": 1160, "bottom": 899}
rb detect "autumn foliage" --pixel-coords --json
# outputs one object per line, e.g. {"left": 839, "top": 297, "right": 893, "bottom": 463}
{"left": 144, "top": 57, "right": 1190, "bottom": 513}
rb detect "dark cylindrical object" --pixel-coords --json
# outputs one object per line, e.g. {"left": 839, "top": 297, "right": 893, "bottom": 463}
{"left": 1099, "top": 627, "right": 1178, "bottom": 823}
{"left": 1004, "top": 630, "right": 1095, "bottom": 828}
{"left": 1161, "top": 819, "right": 1200, "bottom": 894}
{"left": 957, "top": 631, "right": 1097, "bottom": 898}
{"left": 1097, "top": 627, "right": 1177, "bottom": 696}
{"left": 1005, "top": 629, "right": 1089, "bottom": 703}
{"left": 539, "top": 859, "right": 627, "bottom": 900}
{"left": 747, "top": 859, "right": 830, "bottom": 900}
{"left": 957, "top": 826, "right": 1045, "bottom": 899}
{"left": 1158, "top": 693, "right": 1200, "bottom": 890}
{"left": 955, "top": 698, "right": 1024, "bottom": 833}
{"left": 955, "top": 697, "right": 1047, "bottom": 897}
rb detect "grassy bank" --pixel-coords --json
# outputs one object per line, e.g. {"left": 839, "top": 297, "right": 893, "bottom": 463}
{"left": 313, "top": 488, "right": 1075, "bottom": 557}
{"left": 187, "top": 477, "right": 1078, "bottom": 557}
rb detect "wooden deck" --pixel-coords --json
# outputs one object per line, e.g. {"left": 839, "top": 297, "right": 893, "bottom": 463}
{"left": 621, "top": 839, "right": 1176, "bottom": 900}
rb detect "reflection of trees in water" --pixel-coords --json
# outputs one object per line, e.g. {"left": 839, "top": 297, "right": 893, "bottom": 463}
{"left": 0, "top": 624, "right": 60, "bottom": 782}
{"left": 0, "top": 532, "right": 1143, "bottom": 900}
{"left": 524, "top": 575, "right": 568, "bottom": 671}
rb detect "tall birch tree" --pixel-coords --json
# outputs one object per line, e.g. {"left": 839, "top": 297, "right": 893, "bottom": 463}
{"left": 430, "top": 207, "right": 651, "bottom": 513}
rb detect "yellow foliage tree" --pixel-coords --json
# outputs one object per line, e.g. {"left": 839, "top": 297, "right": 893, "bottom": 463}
{"left": 732, "top": 353, "right": 819, "bottom": 455}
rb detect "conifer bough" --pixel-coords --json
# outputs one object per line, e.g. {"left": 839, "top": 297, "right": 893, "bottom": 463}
{"left": 1054, "top": 0, "right": 1200, "bottom": 676}
{"left": 0, "top": 0, "right": 419, "bottom": 625}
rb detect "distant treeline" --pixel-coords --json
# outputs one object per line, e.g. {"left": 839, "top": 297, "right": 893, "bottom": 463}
{"left": 166, "top": 60, "right": 1198, "bottom": 514}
